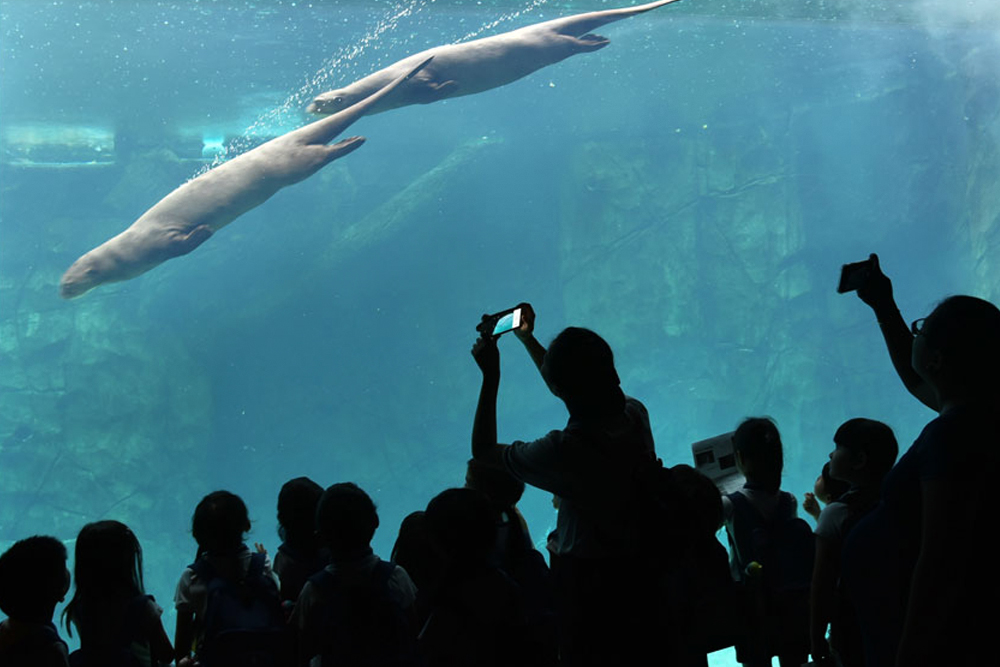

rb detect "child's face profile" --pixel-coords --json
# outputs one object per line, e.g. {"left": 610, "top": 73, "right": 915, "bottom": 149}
{"left": 829, "top": 444, "right": 861, "bottom": 483}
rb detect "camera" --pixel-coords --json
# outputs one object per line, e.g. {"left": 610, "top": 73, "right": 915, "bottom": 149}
{"left": 837, "top": 257, "right": 874, "bottom": 294}
{"left": 476, "top": 306, "right": 523, "bottom": 339}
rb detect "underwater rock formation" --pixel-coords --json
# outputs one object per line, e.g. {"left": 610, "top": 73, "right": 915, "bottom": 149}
{"left": 0, "top": 213, "right": 212, "bottom": 554}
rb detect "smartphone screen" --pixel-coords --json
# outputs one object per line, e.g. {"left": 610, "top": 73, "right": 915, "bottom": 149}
{"left": 492, "top": 307, "right": 522, "bottom": 337}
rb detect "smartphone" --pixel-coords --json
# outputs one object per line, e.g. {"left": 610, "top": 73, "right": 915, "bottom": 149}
{"left": 837, "top": 258, "right": 873, "bottom": 293}
{"left": 477, "top": 306, "right": 522, "bottom": 338}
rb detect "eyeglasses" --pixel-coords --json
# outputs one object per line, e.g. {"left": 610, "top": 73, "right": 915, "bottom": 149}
{"left": 911, "top": 318, "right": 927, "bottom": 336}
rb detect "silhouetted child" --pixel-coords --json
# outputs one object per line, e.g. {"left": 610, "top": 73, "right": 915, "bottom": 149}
{"left": 390, "top": 510, "right": 444, "bottom": 630}
{"left": 274, "top": 477, "right": 329, "bottom": 607}
{"left": 0, "top": 536, "right": 71, "bottom": 667}
{"left": 802, "top": 462, "right": 850, "bottom": 523}
{"left": 663, "top": 465, "right": 739, "bottom": 667}
{"left": 292, "top": 482, "right": 418, "bottom": 667}
{"left": 810, "top": 418, "right": 897, "bottom": 667}
{"left": 419, "top": 487, "right": 542, "bottom": 667}
{"left": 63, "top": 520, "right": 173, "bottom": 667}
{"left": 174, "top": 490, "right": 287, "bottom": 667}
{"left": 723, "top": 417, "right": 813, "bottom": 667}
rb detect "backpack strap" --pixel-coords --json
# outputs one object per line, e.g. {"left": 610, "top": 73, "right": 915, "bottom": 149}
{"left": 725, "top": 491, "right": 770, "bottom": 574}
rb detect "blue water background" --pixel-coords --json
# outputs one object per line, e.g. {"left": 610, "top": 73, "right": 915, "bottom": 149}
{"left": 3, "top": 1, "right": 999, "bottom": 663}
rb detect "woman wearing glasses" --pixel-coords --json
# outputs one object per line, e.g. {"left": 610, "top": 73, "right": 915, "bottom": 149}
{"left": 841, "top": 255, "right": 1000, "bottom": 667}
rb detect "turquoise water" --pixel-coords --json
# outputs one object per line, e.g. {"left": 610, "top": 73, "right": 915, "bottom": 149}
{"left": 2, "top": 1, "right": 999, "bottom": 663}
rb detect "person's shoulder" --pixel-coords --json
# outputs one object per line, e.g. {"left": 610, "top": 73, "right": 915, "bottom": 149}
{"left": 509, "top": 429, "right": 569, "bottom": 455}
{"left": 624, "top": 395, "right": 648, "bottom": 412}
{"left": 780, "top": 489, "right": 799, "bottom": 508}
{"left": 815, "top": 500, "right": 850, "bottom": 538}
{"left": 378, "top": 560, "right": 417, "bottom": 608}
{"left": 0, "top": 622, "right": 69, "bottom": 667}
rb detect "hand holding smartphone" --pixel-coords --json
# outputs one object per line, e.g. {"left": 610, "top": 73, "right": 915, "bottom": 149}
{"left": 476, "top": 306, "right": 523, "bottom": 339}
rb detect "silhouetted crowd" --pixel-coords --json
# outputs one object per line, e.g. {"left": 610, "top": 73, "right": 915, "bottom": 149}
{"left": 2, "top": 255, "right": 999, "bottom": 667}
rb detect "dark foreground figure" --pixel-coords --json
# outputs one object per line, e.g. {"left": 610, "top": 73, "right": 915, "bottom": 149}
{"left": 842, "top": 256, "right": 1000, "bottom": 667}
{"left": 471, "top": 306, "right": 660, "bottom": 666}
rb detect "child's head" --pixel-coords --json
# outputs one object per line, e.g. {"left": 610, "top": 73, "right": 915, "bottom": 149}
{"left": 315, "top": 482, "right": 379, "bottom": 557}
{"left": 814, "top": 462, "right": 850, "bottom": 504}
{"left": 669, "top": 464, "right": 724, "bottom": 537}
{"left": 465, "top": 458, "right": 525, "bottom": 513}
{"left": 830, "top": 418, "right": 899, "bottom": 486}
{"left": 192, "top": 490, "right": 251, "bottom": 554}
{"left": 277, "top": 476, "right": 323, "bottom": 547}
{"left": 733, "top": 416, "right": 784, "bottom": 493}
{"left": 74, "top": 520, "right": 144, "bottom": 598}
{"left": 0, "top": 536, "right": 69, "bottom": 623}
{"left": 424, "top": 487, "right": 496, "bottom": 566}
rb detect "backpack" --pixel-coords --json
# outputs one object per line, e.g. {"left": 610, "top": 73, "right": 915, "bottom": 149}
{"left": 726, "top": 491, "right": 814, "bottom": 660}
{"left": 306, "top": 560, "right": 419, "bottom": 667}
{"left": 189, "top": 552, "right": 290, "bottom": 667}
{"left": 726, "top": 491, "right": 814, "bottom": 592}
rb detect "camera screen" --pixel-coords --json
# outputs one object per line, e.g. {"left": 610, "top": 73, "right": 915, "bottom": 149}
{"left": 492, "top": 308, "right": 521, "bottom": 336}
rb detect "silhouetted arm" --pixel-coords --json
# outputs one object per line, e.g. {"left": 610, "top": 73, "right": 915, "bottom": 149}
{"left": 141, "top": 599, "right": 174, "bottom": 667}
{"left": 513, "top": 303, "right": 548, "bottom": 376}
{"left": 471, "top": 334, "right": 508, "bottom": 469}
{"left": 856, "top": 254, "right": 940, "bottom": 411}
{"left": 174, "top": 609, "right": 195, "bottom": 665}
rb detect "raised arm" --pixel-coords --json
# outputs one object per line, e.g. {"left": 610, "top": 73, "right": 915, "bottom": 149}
{"left": 471, "top": 334, "right": 507, "bottom": 469}
{"left": 513, "top": 302, "right": 548, "bottom": 376}
{"left": 855, "top": 254, "right": 940, "bottom": 411}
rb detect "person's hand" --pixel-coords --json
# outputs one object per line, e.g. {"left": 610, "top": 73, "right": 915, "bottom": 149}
{"left": 856, "top": 253, "right": 895, "bottom": 313}
{"left": 803, "top": 492, "right": 821, "bottom": 521}
{"left": 254, "top": 542, "right": 267, "bottom": 556}
{"left": 514, "top": 302, "right": 536, "bottom": 342}
{"left": 472, "top": 334, "right": 500, "bottom": 380}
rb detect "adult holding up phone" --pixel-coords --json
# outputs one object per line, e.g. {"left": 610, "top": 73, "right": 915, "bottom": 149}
{"left": 838, "top": 256, "right": 1000, "bottom": 667}
{"left": 470, "top": 303, "right": 660, "bottom": 667}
